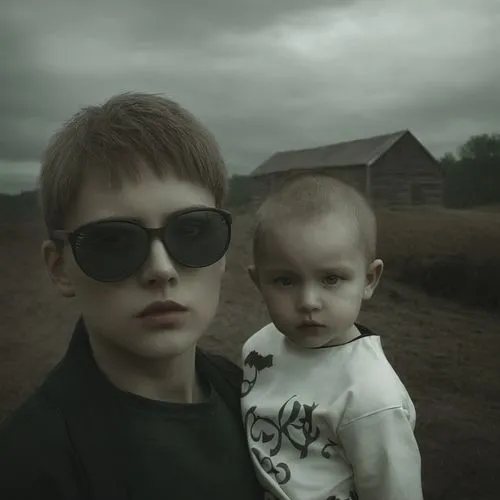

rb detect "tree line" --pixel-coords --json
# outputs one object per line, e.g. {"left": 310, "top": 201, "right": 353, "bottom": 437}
{"left": 0, "top": 132, "right": 499, "bottom": 220}
{"left": 440, "top": 133, "right": 500, "bottom": 208}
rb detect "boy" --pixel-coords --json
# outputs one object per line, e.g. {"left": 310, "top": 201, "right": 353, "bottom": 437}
{"left": 0, "top": 93, "right": 264, "bottom": 499}
{"left": 241, "top": 174, "right": 423, "bottom": 500}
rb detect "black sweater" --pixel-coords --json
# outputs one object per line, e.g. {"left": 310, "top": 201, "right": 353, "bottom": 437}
{"left": 0, "top": 318, "right": 264, "bottom": 500}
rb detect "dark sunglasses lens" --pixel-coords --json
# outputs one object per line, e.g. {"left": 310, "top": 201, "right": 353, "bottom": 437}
{"left": 165, "top": 210, "right": 230, "bottom": 267}
{"left": 73, "top": 221, "right": 148, "bottom": 281}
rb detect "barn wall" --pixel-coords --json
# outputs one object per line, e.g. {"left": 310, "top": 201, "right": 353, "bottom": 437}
{"left": 319, "top": 166, "right": 367, "bottom": 194}
{"left": 251, "top": 166, "right": 367, "bottom": 205}
{"left": 370, "top": 133, "right": 443, "bottom": 206}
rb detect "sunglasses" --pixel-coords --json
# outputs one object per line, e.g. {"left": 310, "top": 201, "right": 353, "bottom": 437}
{"left": 51, "top": 207, "right": 232, "bottom": 282}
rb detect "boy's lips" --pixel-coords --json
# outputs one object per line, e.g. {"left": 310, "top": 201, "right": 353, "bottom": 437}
{"left": 136, "top": 300, "right": 188, "bottom": 317}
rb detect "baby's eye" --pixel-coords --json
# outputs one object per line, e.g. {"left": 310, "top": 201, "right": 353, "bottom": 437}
{"left": 273, "top": 277, "right": 293, "bottom": 287}
{"left": 323, "top": 275, "right": 340, "bottom": 286}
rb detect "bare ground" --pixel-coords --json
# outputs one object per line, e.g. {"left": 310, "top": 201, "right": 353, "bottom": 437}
{"left": 0, "top": 211, "right": 499, "bottom": 500}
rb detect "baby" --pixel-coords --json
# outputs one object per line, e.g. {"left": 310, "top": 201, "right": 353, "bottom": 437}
{"left": 241, "top": 173, "right": 423, "bottom": 500}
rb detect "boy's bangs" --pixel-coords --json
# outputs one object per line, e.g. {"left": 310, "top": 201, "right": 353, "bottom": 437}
{"left": 38, "top": 92, "right": 228, "bottom": 233}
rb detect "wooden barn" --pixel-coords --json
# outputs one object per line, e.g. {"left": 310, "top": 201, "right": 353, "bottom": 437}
{"left": 250, "top": 130, "right": 443, "bottom": 206}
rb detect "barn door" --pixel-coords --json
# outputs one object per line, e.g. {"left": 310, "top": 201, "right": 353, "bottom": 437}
{"left": 410, "top": 183, "right": 425, "bottom": 205}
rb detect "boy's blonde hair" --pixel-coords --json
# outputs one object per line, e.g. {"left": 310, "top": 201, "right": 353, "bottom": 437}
{"left": 38, "top": 92, "right": 227, "bottom": 234}
{"left": 253, "top": 172, "right": 377, "bottom": 264}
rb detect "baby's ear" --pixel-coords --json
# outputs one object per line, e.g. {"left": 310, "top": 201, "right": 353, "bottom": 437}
{"left": 247, "top": 265, "right": 260, "bottom": 289}
{"left": 363, "top": 259, "right": 384, "bottom": 300}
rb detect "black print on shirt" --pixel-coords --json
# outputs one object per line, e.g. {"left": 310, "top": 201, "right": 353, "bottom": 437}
{"left": 321, "top": 438, "right": 339, "bottom": 459}
{"left": 242, "top": 350, "right": 274, "bottom": 397}
{"left": 252, "top": 447, "right": 291, "bottom": 485}
{"left": 327, "top": 492, "right": 359, "bottom": 500}
{"left": 244, "top": 395, "right": 322, "bottom": 460}
{"left": 242, "top": 351, "right": 357, "bottom": 500}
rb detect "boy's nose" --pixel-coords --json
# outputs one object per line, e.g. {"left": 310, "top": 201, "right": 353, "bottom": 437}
{"left": 140, "top": 239, "right": 179, "bottom": 286}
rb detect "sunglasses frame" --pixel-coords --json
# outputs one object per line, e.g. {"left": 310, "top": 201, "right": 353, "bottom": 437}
{"left": 51, "top": 206, "right": 233, "bottom": 281}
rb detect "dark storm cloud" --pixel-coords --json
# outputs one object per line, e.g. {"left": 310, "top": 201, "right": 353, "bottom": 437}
{"left": 0, "top": 0, "right": 344, "bottom": 166}
{"left": 0, "top": 0, "right": 498, "bottom": 192}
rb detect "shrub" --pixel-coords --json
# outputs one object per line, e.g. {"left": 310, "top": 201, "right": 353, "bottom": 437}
{"left": 377, "top": 208, "right": 500, "bottom": 309}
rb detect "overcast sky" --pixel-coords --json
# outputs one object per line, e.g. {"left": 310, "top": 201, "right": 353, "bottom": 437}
{"left": 0, "top": 0, "right": 498, "bottom": 194}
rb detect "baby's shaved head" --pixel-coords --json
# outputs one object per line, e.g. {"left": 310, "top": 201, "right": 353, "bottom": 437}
{"left": 253, "top": 173, "right": 377, "bottom": 265}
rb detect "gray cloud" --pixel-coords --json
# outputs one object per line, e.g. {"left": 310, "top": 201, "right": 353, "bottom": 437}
{"left": 0, "top": 0, "right": 499, "bottom": 193}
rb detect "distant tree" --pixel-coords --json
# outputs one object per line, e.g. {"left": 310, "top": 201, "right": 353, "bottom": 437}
{"left": 439, "top": 152, "right": 457, "bottom": 168}
{"left": 226, "top": 174, "right": 257, "bottom": 208}
{"left": 442, "top": 133, "right": 500, "bottom": 208}
{"left": 0, "top": 190, "right": 40, "bottom": 221}
{"left": 458, "top": 133, "right": 500, "bottom": 162}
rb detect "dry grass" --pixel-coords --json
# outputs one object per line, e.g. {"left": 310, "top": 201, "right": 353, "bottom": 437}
{"left": 0, "top": 207, "right": 499, "bottom": 500}
{"left": 376, "top": 207, "right": 500, "bottom": 308}
{"left": 378, "top": 206, "right": 500, "bottom": 262}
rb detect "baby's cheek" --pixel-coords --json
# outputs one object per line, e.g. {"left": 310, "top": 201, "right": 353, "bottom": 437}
{"left": 268, "top": 294, "right": 292, "bottom": 315}
{"left": 265, "top": 299, "right": 287, "bottom": 322}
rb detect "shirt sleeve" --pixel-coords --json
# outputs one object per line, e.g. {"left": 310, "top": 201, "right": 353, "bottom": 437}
{"left": 337, "top": 406, "right": 423, "bottom": 500}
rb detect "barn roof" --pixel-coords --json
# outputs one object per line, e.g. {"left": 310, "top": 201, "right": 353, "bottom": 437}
{"left": 251, "top": 130, "right": 409, "bottom": 177}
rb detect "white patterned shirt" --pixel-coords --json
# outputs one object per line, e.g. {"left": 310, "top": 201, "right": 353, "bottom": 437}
{"left": 241, "top": 322, "right": 423, "bottom": 500}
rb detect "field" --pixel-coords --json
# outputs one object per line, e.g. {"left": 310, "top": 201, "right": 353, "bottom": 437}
{"left": 1, "top": 207, "right": 499, "bottom": 499}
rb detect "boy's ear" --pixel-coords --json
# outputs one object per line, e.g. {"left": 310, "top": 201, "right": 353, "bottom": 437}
{"left": 218, "top": 255, "right": 227, "bottom": 274}
{"left": 363, "top": 258, "right": 384, "bottom": 300}
{"left": 247, "top": 265, "right": 260, "bottom": 290}
{"left": 41, "top": 240, "right": 76, "bottom": 298}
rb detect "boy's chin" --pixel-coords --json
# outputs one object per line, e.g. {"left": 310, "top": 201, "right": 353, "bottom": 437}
{"left": 95, "top": 326, "right": 202, "bottom": 361}
{"left": 131, "top": 329, "right": 201, "bottom": 359}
